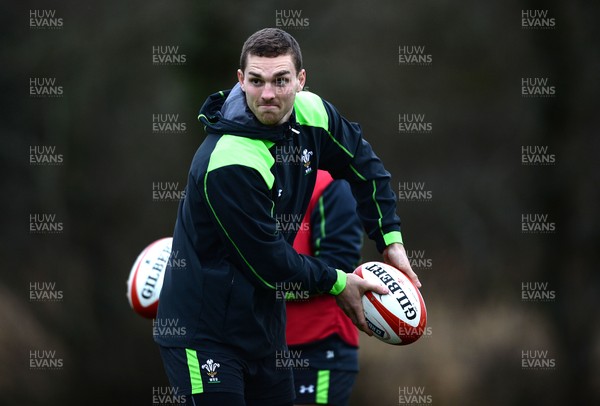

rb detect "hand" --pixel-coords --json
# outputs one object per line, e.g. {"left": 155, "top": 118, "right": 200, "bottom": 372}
{"left": 383, "top": 243, "right": 422, "bottom": 288}
{"left": 336, "top": 273, "right": 389, "bottom": 336}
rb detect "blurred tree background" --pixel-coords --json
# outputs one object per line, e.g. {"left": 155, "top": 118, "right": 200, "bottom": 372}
{"left": 1, "top": 0, "right": 599, "bottom": 404}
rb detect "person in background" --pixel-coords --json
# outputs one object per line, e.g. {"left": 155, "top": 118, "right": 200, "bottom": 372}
{"left": 287, "top": 170, "right": 362, "bottom": 406}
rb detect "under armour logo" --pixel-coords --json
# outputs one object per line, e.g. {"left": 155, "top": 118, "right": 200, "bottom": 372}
{"left": 326, "top": 350, "right": 334, "bottom": 359}
{"left": 299, "top": 385, "right": 315, "bottom": 394}
{"left": 278, "top": 189, "right": 283, "bottom": 197}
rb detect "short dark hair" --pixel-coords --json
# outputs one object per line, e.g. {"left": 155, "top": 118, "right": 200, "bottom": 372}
{"left": 240, "top": 28, "right": 303, "bottom": 74}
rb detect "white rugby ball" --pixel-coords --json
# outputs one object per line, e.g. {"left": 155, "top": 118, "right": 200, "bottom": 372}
{"left": 126, "top": 237, "right": 172, "bottom": 319}
{"left": 354, "top": 261, "right": 427, "bottom": 345}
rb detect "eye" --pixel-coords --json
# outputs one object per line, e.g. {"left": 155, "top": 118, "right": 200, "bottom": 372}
{"left": 250, "top": 78, "right": 263, "bottom": 86}
{"left": 275, "top": 77, "right": 289, "bottom": 87}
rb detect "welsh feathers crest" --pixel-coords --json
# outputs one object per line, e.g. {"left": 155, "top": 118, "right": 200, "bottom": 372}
{"left": 201, "top": 359, "right": 221, "bottom": 382}
{"left": 301, "top": 149, "right": 313, "bottom": 174}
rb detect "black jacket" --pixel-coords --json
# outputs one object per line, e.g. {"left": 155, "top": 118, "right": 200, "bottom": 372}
{"left": 155, "top": 84, "right": 403, "bottom": 359}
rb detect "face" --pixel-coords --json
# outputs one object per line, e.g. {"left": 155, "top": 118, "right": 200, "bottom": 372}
{"left": 237, "top": 54, "right": 306, "bottom": 126}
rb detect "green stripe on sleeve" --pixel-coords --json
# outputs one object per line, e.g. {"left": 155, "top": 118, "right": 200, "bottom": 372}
{"left": 370, "top": 179, "right": 386, "bottom": 241}
{"left": 349, "top": 164, "right": 367, "bottom": 181}
{"left": 329, "top": 269, "right": 347, "bottom": 296}
{"left": 314, "top": 195, "right": 326, "bottom": 257}
{"left": 316, "top": 370, "right": 330, "bottom": 404}
{"left": 327, "top": 131, "right": 354, "bottom": 158}
{"left": 185, "top": 349, "right": 204, "bottom": 394}
{"left": 383, "top": 231, "right": 403, "bottom": 245}
{"left": 318, "top": 195, "right": 326, "bottom": 238}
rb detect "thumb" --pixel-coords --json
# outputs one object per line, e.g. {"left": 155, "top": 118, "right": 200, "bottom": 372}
{"left": 362, "top": 280, "right": 389, "bottom": 296}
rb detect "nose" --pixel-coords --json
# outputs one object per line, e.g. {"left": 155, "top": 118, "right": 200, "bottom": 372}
{"left": 261, "top": 83, "right": 275, "bottom": 101}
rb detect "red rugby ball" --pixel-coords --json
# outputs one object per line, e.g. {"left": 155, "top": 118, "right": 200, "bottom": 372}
{"left": 354, "top": 261, "right": 427, "bottom": 345}
{"left": 126, "top": 237, "right": 172, "bottom": 318}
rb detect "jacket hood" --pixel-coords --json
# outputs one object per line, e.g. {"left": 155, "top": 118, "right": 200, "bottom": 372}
{"left": 197, "top": 83, "right": 294, "bottom": 143}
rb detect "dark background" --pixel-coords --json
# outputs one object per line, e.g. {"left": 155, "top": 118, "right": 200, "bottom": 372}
{"left": 1, "top": 0, "right": 599, "bottom": 405}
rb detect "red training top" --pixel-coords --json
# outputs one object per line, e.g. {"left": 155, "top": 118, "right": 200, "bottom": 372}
{"left": 285, "top": 170, "right": 359, "bottom": 347}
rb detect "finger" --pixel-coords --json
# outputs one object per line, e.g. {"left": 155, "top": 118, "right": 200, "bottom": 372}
{"left": 394, "top": 263, "right": 422, "bottom": 288}
{"left": 404, "top": 268, "right": 422, "bottom": 288}
{"left": 354, "top": 308, "right": 373, "bottom": 336}
{"left": 341, "top": 304, "right": 372, "bottom": 336}
{"left": 364, "top": 281, "right": 389, "bottom": 295}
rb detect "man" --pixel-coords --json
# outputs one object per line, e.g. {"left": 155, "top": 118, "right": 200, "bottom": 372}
{"left": 287, "top": 170, "right": 362, "bottom": 406}
{"left": 155, "top": 28, "right": 420, "bottom": 406}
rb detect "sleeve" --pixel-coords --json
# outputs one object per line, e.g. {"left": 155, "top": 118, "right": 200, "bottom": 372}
{"left": 310, "top": 180, "right": 363, "bottom": 273}
{"left": 318, "top": 100, "right": 404, "bottom": 252}
{"left": 203, "top": 164, "right": 347, "bottom": 295}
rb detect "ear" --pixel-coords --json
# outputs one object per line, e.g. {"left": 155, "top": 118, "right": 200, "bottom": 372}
{"left": 296, "top": 69, "right": 306, "bottom": 92}
{"left": 237, "top": 69, "right": 245, "bottom": 91}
